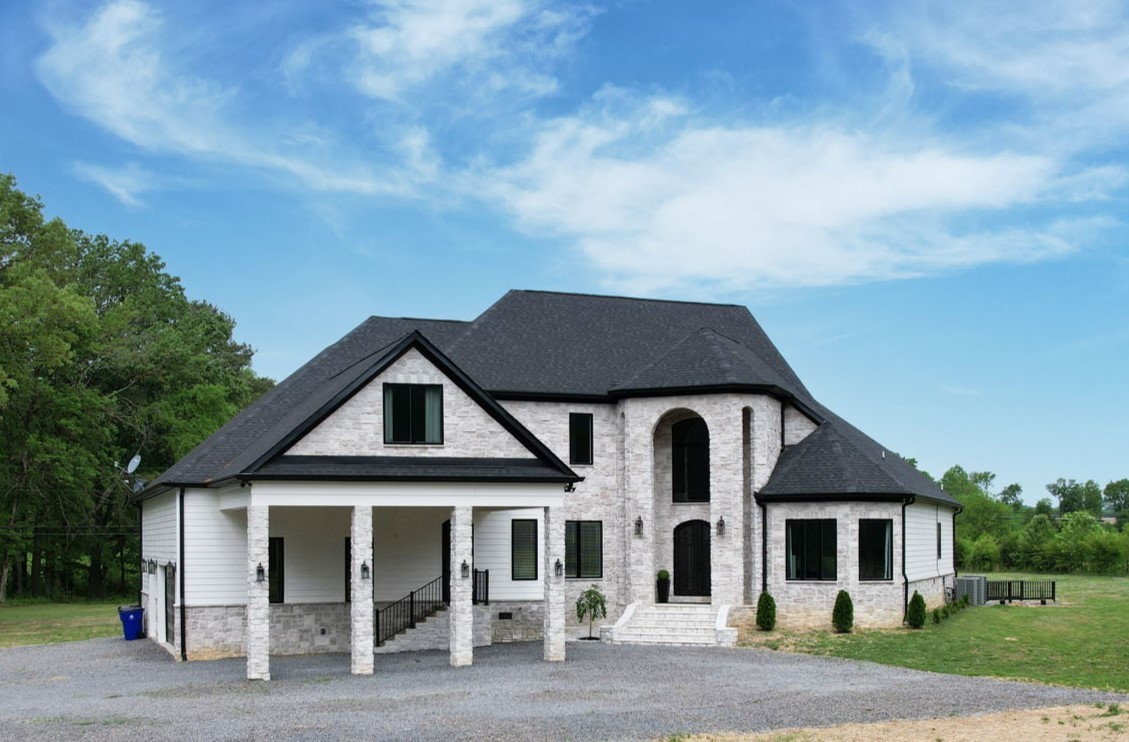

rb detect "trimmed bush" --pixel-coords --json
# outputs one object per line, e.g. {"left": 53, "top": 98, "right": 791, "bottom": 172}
{"left": 942, "top": 604, "right": 952, "bottom": 619}
{"left": 755, "top": 591, "right": 777, "bottom": 631}
{"left": 832, "top": 590, "right": 854, "bottom": 633}
{"left": 907, "top": 590, "right": 927, "bottom": 629}
{"left": 932, "top": 607, "right": 942, "bottom": 624}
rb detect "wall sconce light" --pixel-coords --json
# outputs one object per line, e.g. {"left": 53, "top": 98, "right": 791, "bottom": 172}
{"left": 564, "top": 482, "right": 576, "bottom": 493}
{"left": 148, "top": 559, "right": 157, "bottom": 574}
{"left": 166, "top": 561, "right": 174, "bottom": 571}
{"left": 634, "top": 516, "right": 644, "bottom": 537}
{"left": 461, "top": 559, "right": 470, "bottom": 579}
{"left": 256, "top": 563, "right": 266, "bottom": 582}
{"left": 554, "top": 559, "right": 563, "bottom": 577}
{"left": 717, "top": 516, "right": 726, "bottom": 536}
{"left": 360, "top": 560, "right": 371, "bottom": 580}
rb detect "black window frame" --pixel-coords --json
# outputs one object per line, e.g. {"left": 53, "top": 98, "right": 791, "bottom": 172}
{"left": 569, "top": 412, "right": 594, "bottom": 466}
{"left": 269, "top": 536, "right": 284, "bottom": 604}
{"left": 937, "top": 521, "right": 942, "bottom": 559}
{"left": 564, "top": 520, "right": 603, "bottom": 579}
{"left": 858, "top": 519, "right": 893, "bottom": 581}
{"left": 511, "top": 519, "right": 538, "bottom": 581}
{"left": 672, "top": 417, "right": 710, "bottom": 503}
{"left": 383, "top": 383, "right": 444, "bottom": 445}
{"left": 785, "top": 519, "right": 837, "bottom": 581}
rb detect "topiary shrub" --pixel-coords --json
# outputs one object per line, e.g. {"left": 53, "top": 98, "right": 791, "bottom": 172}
{"left": 932, "top": 607, "right": 942, "bottom": 624}
{"left": 755, "top": 591, "right": 777, "bottom": 631}
{"left": 906, "top": 590, "right": 927, "bottom": 629}
{"left": 832, "top": 590, "right": 854, "bottom": 633}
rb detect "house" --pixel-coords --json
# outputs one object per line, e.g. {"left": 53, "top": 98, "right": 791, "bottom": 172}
{"left": 134, "top": 290, "right": 959, "bottom": 680}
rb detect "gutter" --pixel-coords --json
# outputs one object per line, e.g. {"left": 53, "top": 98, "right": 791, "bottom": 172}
{"left": 179, "top": 487, "right": 187, "bottom": 662}
{"left": 952, "top": 504, "right": 963, "bottom": 578}
{"left": 901, "top": 495, "right": 915, "bottom": 623}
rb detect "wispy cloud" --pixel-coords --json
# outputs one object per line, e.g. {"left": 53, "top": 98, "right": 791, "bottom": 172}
{"left": 72, "top": 161, "right": 155, "bottom": 206}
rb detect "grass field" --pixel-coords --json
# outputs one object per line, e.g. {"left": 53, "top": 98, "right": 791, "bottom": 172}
{"left": 0, "top": 600, "right": 126, "bottom": 648}
{"left": 740, "top": 574, "right": 1129, "bottom": 693}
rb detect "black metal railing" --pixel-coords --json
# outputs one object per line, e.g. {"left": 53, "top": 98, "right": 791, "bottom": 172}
{"left": 375, "top": 576, "right": 446, "bottom": 646}
{"left": 473, "top": 569, "right": 489, "bottom": 606}
{"left": 986, "top": 579, "right": 1056, "bottom": 603}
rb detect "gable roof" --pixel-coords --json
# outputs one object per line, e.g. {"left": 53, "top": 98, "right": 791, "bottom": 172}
{"left": 138, "top": 289, "right": 955, "bottom": 506}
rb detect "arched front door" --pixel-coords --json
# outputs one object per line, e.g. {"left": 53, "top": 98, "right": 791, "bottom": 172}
{"left": 673, "top": 520, "right": 711, "bottom": 597}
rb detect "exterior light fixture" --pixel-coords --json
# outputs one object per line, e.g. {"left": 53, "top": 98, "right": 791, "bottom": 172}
{"left": 461, "top": 559, "right": 470, "bottom": 579}
{"left": 360, "top": 560, "right": 371, "bottom": 580}
{"left": 166, "top": 561, "right": 174, "bottom": 571}
{"left": 256, "top": 563, "right": 266, "bottom": 582}
{"left": 564, "top": 482, "right": 576, "bottom": 493}
{"left": 634, "top": 516, "right": 644, "bottom": 537}
{"left": 717, "top": 516, "right": 726, "bottom": 536}
{"left": 148, "top": 559, "right": 157, "bottom": 574}
{"left": 554, "top": 559, "right": 563, "bottom": 577}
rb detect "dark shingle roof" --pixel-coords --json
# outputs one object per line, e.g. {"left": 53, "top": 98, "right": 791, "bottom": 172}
{"left": 139, "top": 289, "right": 955, "bottom": 507}
{"left": 254, "top": 456, "right": 574, "bottom": 483}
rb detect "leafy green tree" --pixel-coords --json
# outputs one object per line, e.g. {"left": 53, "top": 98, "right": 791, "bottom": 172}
{"left": 1034, "top": 498, "right": 1055, "bottom": 517}
{"left": 574, "top": 585, "right": 607, "bottom": 639}
{"left": 998, "top": 483, "right": 1024, "bottom": 510}
{"left": 1047, "top": 478, "right": 1103, "bottom": 518}
{"left": 1105, "top": 479, "right": 1129, "bottom": 526}
{"left": 0, "top": 173, "right": 272, "bottom": 601}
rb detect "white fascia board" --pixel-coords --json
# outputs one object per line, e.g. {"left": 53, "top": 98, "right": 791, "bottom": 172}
{"left": 247, "top": 480, "right": 566, "bottom": 508}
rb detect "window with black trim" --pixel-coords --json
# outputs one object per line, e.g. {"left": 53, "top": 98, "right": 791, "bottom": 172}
{"left": 858, "top": 519, "right": 893, "bottom": 581}
{"left": 564, "top": 520, "right": 602, "bottom": 578}
{"left": 569, "top": 413, "right": 593, "bottom": 465}
{"left": 785, "top": 519, "right": 836, "bottom": 580}
{"left": 672, "top": 417, "right": 710, "bottom": 502}
{"left": 511, "top": 519, "right": 538, "bottom": 580}
{"left": 383, "top": 383, "right": 443, "bottom": 444}
{"left": 269, "top": 537, "right": 284, "bottom": 603}
{"left": 937, "top": 521, "right": 942, "bottom": 559}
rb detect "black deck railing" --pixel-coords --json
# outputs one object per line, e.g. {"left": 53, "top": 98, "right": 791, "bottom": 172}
{"left": 375, "top": 576, "right": 445, "bottom": 646}
{"left": 986, "top": 579, "right": 1056, "bottom": 603}
{"left": 473, "top": 569, "right": 489, "bottom": 606}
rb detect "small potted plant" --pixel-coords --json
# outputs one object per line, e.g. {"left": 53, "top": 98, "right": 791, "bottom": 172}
{"left": 656, "top": 569, "right": 670, "bottom": 603}
{"left": 575, "top": 585, "right": 607, "bottom": 640}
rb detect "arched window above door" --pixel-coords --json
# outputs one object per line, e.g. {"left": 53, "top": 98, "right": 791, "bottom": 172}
{"left": 672, "top": 417, "right": 709, "bottom": 502}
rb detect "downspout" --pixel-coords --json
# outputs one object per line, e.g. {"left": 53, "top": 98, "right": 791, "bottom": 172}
{"left": 901, "top": 495, "right": 915, "bottom": 623}
{"left": 758, "top": 497, "right": 768, "bottom": 594}
{"left": 179, "top": 487, "right": 187, "bottom": 662}
{"left": 137, "top": 501, "right": 143, "bottom": 608}
{"left": 952, "top": 505, "right": 963, "bottom": 578}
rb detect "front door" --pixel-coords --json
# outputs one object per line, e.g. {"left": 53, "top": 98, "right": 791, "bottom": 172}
{"left": 673, "top": 520, "right": 711, "bottom": 597}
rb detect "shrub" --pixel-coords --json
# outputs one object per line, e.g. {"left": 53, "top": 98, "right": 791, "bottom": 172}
{"left": 906, "top": 590, "right": 926, "bottom": 629}
{"left": 832, "top": 590, "right": 854, "bottom": 633}
{"left": 656, "top": 569, "right": 670, "bottom": 581}
{"left": 932, "top": 608, "right": 941, "bottom": 624}
{"left": 755, "top": 591, "right": 777, "bottom": 631}
{"left": 942, "top": 604, "right": 951, "bottom": 618}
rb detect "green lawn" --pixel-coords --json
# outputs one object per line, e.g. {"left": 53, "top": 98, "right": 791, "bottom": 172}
{"left": 0, "top": 601, "right": 127, "bottom": 648}
{"left": 742, "top": 574, "right": 1129, "bottom": 693}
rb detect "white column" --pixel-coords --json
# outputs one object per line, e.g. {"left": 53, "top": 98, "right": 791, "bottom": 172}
{"left": 542, "top": 506, "right": 566, "bottom": 662}
{"left": 449, "top": 505, "right": 473, "bottom": 667}
{"left": 350, "top": 506, "right": 374, "bottom": 675}
{"left": 246, "top": 505, "right": 270, "bottom": 681}
{"left": 709, "top": 403, "right": 744, "bottom": 606}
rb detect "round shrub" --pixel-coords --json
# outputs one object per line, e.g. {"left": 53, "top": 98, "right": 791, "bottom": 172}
{"left": 906, "top": 590, "right": 927, "bottom": 629}
{"left": 932, "top": 607, "right": 941, "bottom": 624}
{"left": 832, "top": 590, "right": 854, "bottom": 633}
{"left": 755, "top": 591, "right": 777, "bottom": 631}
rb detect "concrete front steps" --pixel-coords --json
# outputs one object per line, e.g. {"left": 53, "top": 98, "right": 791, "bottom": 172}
{"left": 601, "top": 603, "right": 737, "bottom": 647}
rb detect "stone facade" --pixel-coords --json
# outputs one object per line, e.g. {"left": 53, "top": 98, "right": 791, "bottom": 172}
{"left": 542, "top": 506, "right": 566, "bottom": 661}
{"left": 909, "top": 574, "right": 949, "bottom": 609}
{"left": 246, "top": 505, "right": 270, "bottom": 680}
{"left": 449, "top": 505, "right": 474, "bottom": 667}
{"left": 350, "top": 505, "right": 374, "bottom": 674}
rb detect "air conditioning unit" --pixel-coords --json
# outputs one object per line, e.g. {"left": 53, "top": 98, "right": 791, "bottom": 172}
{"left": 955, "top": 574, "right": 987, "bottom": 606}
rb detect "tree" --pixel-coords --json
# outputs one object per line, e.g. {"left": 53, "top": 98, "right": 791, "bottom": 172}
{"left": 1047, "top": 478, "right": 1103, "bottom": 518}
{"left": 0, "top": 173, "right": 272, "bottom": 601}
{"left": 1034, "top": 498, "right": 1055, "bottom": 517}
{"left": 574, "top": 585, "right": 607, "bottom": 639}
{"left": 998, "top": 483, "right": 1023, "bottom": 510}
{"left": 1105, "top": 479, "right": 1129, "bottom": 526}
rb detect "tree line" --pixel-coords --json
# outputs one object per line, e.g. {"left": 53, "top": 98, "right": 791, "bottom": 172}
{"left": 930, "top": 464, "right": 1129, "bottom": 575}
{"left": 0, "top": 174, "right": 272, "bottom": 601}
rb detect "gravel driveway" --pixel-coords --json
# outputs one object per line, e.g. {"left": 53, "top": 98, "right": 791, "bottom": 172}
{"left": 2, "top": 638, "right": 1125, "bottom": 741}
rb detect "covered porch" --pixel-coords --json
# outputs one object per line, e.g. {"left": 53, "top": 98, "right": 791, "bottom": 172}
{"left": 225, "top": 480, "right": 568, "bottom": 680}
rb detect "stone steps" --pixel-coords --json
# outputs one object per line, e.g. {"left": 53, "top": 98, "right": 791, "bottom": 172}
{"left": 602, "top": 603, "right": 737, "bottom": 647}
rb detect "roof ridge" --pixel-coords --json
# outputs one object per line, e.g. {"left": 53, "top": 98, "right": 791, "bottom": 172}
{"left": 511, "top": 288, "right": 747, "bottom": 309}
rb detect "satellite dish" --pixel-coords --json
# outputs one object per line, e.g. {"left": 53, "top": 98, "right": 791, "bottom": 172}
{"left": 126, "top": 454, "right": 141, "bottom": 474}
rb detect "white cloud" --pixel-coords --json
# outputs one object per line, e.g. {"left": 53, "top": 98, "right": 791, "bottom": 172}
{"left": 36, "top": 0, "right": 414, "bottom": 196}
{"left": 72, "top": 161, "right": 155, "bottom": 206}
{"left": 343, "top": 0, "right": 593, "bottom": 102}
{"left": 476, "top": 97, "right": 1073, "bottom": 292}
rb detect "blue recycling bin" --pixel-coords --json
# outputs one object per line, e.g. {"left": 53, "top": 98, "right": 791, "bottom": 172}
{"left": 118, "top": 606, "right": 144, "bottom": 640}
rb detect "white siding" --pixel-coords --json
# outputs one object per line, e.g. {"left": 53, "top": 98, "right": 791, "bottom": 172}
{"left": 373, "top": 507, "right": 449, "bottom": 601}
{"left": 473, "top": 508, "right": 544, "bottom": 601}
{"left": 288, "top": 348, "right": 532, "bottom": 459}
{"left": 270, "top": 507, "right": 351, "bottom": 603}
{"left": 183, "top": 488, "right": 248, "bottom": 606}
{"left": 142, "top": 490, "right": 178, "bottom": 563}
{"left": 905, "top": 501, "right": 956, "bottom": 581}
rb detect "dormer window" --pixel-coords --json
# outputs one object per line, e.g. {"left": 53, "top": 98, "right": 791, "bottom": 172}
{"left": 383, "top": 383, "right": 443, "bottom": 444}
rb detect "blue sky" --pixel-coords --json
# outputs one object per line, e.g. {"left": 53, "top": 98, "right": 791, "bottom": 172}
{"left": 2, "top": 0, "right": 1127, "bottom": 503}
